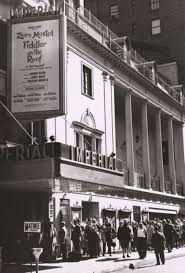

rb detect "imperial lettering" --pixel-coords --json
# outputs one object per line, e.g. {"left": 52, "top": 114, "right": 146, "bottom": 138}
{"left": 70, "top": 146, "right": 118, "bottom": 171}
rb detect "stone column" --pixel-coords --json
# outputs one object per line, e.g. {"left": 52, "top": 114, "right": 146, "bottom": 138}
{"left": 168, "top": 117, "right": 177, "bottom": 194}
{"left": 155, "top": 109, "right": 165, "bottom": 191}
{"left": 141, "top": 101, "right": 151, "bottom": 189}
{"left": 125, "top": 91, "right": 135, "bottom": 186}
{"left": 110, "top": 76, "right": 116, "bottom": 154}
{"left": 103, "top": 71, "right": 108, "bottom": 155}
{"left": 178, "top": 123, "right": 185, "bottom": 195}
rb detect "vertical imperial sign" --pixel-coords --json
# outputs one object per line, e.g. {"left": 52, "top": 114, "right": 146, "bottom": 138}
{"left": 9, "top": 14, "right": 66, "bottom": 118}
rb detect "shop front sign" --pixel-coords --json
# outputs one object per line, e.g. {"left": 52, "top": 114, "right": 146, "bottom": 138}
{"left": 24, "top": 221, "right": 41, "bottom": 233}
{"left": 70, "top": 146, "right": 122, "bottom": 172}
{"left": 0, "top": 142, "right": 123, "bottom": 172}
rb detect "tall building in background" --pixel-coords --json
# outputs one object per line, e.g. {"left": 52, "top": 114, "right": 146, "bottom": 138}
{"left": 84, "top": 0, "right": 185, "bottom": 87}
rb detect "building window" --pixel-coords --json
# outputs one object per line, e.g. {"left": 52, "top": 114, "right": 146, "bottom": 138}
{"left": 131, "top": 23, "right": 136, "bottom": 35}
{"left": 131, "top": 0, "right": 136, "bottom": 8}
{"left": 75, "top": 131, "right": 102, "bottom": 153}
{"left": 152, "top": 19, "right": 161, "bottom": 35}
{"left": 151, "top": 0, "right": 160, "bottom": 10}
{"left": 82, "top": 65, "right": 92, "bottom": 97}
{"left": 110, "top": 4, "right": 119, "bottom": 19}
{"left": 95, "top": 138, "right": 101, "bottom": 153}
{"left": 83, "top": 134, "right": 92, "bottom": 151}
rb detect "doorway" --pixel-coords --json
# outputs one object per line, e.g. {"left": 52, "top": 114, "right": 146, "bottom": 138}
{"left": 82, "top": 201, "right": 99, "bottom": 220}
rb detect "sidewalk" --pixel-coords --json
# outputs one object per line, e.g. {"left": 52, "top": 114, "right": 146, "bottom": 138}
{"left": 2, "top": 248, "right": 185, "bottom": 273}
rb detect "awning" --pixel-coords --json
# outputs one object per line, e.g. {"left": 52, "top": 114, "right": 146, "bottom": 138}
{"left": 118, "top": 209, "right": 132, "bottom": 213}
{"left": 102, "top": 208, "right": 116, "bottom": 212}
{"left": 149, "top": 208, "right": 177, "bottom": 215}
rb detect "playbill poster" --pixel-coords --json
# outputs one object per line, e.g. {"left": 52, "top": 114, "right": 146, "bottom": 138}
{"left": 11, "top": 19, "right": 60, "bottom": 114}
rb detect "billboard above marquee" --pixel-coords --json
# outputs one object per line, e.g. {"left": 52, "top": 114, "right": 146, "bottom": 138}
{"left": 8, "top": 14, "right": 66, "bottom": 119}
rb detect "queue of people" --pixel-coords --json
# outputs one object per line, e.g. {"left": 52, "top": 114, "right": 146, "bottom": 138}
{"left": 18, "top": 217, "right": 185, "bottom": 264}
{"left": 68, "top": 217, "right": 185, "bottom": 265}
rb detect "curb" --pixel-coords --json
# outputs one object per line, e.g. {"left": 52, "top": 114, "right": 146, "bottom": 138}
{"left": 99, "top": 250, "right": 185, "bottom": 273}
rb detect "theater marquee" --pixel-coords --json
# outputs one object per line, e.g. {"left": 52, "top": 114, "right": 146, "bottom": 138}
{"left": 8, "top": 13, "right": 66, "bottom": 119}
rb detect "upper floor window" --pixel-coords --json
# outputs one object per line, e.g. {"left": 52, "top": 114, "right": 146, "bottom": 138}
{"left": 131, "top": 0, "right": 136, "bottom": 8}
{"left": 152, "top": 19, "right": 161, "bottom": 35}
{"left": 151, "top": 0, "right": 160, "bottom": 10}
{"left": 82, "top": 65, "right": 92, "bottom": 97}
{"left": 131, "top": 23, "right": 136, "bottom": 35}
{"left": 110, "top": 4, "right": 119, "bottom": 19}
{"left": 73, "top": 111, "right": 103, "bottom": 153}
{"left": 83, "top": 134, "right": 92, "bottom": 151}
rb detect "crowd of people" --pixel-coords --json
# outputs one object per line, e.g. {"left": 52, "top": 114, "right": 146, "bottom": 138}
{"left": 15, "top": 217, "right": 185, "bottom": 264}
{"left": 63, "top": 217, "right": 185, "bottom": 265}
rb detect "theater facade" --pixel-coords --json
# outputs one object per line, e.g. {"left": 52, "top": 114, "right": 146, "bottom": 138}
{"left": 0, "top": 0, "right": 185, "bottom": 253}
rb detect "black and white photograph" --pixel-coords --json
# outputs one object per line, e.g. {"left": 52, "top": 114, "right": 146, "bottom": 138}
{"left": 0, "top": 1, "right": 185, "bottom": 273}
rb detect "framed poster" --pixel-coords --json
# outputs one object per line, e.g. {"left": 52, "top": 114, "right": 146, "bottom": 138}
{"left": 8, "top": 14, "right": 66, "bottom": 119}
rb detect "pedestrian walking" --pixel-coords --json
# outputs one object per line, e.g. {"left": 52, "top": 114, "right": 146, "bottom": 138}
{"left": 136, "top": 222, "right": 147, "bottom": 259}
{"left": 151, "top": 226, "right": 165, "bottom": 265}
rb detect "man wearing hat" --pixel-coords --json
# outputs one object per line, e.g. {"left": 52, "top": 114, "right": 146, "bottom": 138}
{"left": 151, "top": 226, "right": 165, "bottom": 265}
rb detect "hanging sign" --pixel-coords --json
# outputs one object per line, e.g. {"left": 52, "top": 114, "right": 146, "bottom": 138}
{"left": 8, "top": 13, "right": 66, "bottom": 119}
{"left": 24, "top": 221, "right": 41, "bottom": 233}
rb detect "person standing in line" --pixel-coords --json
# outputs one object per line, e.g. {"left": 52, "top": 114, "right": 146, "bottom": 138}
{"left": 117, "top": 219, "right": 132, "bottom": 258}
{"left": 58, "top": 221, "right": 67, "bottom": 261}
{"left": 104, "top": 223, "right": 114, "bottom": 256}
{"left": 44, "top": 221, "right": 57, "bottom": 261}
{"left": 151, "top": 226, "right": 166, "bottom": 265}
{"left": 136, "top": 222, "right": 147, "bottom": 259}
{"left": 146, "top": 221, "right": 154, "bottom": 250}
{"left": 163, "top": 219, "right": 175, "bottom": 253}
{"left": 131, "top": 221, "right": 138, "bottom": 252}
{"left": 71, "top": 219, "right": 82, "bottom": 252}
{"left": 99, "top": 225, "right": 107, "bottom": 256}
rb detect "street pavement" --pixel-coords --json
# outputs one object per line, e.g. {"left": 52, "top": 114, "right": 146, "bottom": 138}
{"left": 2, "top": 247, "right": 185, "bottom": 273}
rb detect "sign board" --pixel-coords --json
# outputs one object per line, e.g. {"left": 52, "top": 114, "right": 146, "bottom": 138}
{"left": 8, "top": 13, "right": 66, "bottom": 119}
{"left": 24, "top": 221, "right": 41, "bottom": 233}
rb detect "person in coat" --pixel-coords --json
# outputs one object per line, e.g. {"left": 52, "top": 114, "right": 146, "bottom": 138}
{"left": 117, "top": 219, "right": 132, "bottom": 258}
{"left": 163, "top": 219, "right": 175, "bottom": 252}
{"left": 104, "top": 223, "right": 115, "bottom": 256}
{"left": 71, "top": 219, "right": 82, "bottom": 252}
{"left": 58, "top": 221, "right": 67, "bottom": 260}
{"left": 151, "top": 226, "right": 165, "bottom": 265}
